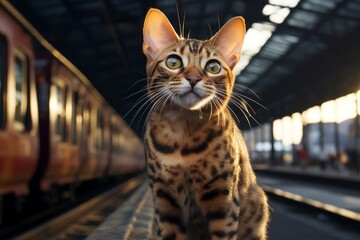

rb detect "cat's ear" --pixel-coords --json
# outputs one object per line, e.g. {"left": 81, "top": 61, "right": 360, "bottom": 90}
{"left": 209, "top": 17, "right": 246, "bottom": 69}
{"left": 143, "top": 8, "right": 179, "bottom": 60}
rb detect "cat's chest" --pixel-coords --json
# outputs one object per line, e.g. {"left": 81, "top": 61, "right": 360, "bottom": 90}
{"left": 147, "top": 126, "right": 226, "bottom": 167}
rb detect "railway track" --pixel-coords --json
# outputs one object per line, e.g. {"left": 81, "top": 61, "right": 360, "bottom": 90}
{"left": 86, "top": 178, "right": 360, "bottom": 240}
{"left": 254, "top": 168, "right": 360, "bottom": 230}
{"left": 7, "top": 170, "right": 360, "bottom": 240}
{"left": 9, "top": 175, "right": 146, "bottom": 240}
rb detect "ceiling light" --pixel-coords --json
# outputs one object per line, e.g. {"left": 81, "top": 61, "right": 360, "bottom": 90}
{"left": 269, "top": 7, "right": 290, "bottom": 24}
{"left": 269, "top": 0, "right": 300, "bottom": 8}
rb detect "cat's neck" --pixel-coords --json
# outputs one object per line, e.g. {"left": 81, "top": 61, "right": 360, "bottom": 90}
{"left": 151, "top": 105, "right": 228, "bottom": 127}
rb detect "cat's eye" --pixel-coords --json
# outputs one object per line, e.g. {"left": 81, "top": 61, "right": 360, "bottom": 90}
{"left": 205, "top": 60, "right": 221, "bottom": 74}
{"left": 165, "top": 55, "right": 183, "bottom": 69}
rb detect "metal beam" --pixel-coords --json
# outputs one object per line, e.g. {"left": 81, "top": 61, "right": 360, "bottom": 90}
{"left": 100, "top": 0, "right": 129, "bottom": 66}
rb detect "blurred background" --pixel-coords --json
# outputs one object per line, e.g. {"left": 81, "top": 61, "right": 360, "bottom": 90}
{"left": 0, "top": 0, "right": 360, "bottom": 239}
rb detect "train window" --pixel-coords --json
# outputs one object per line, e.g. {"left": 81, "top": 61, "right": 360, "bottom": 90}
{"left": 54, "top": 84, "right": 66, "bottom": 141}
{"left": 0, "top": 34, "right": 6, "bottom": 129}
{"left": 14, "top": 49, "right": 28, "bottom": 131}
{"left": 96, "top": 109, "right": 104, "bottom": 150}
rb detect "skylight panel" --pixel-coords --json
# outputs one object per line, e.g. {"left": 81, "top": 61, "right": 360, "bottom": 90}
{"left": 235, "top": 22, "right": 275, "bottom": 75}
{"left": 287, "top": 10, "right": 321, "bottom": 30}
{"left": 235, "top": 0, "right": 300, "bottom": 77}
{"left": 302, "top": 0, "right": 340, "bottom": 13}
{"left": 269, "top": 0, "right": 301, "bottom": 8}
{"left": 263, "top": 5, "right": 291, "bottom": 24}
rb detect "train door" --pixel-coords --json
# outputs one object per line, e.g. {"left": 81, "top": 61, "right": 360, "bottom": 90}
{"left": 0, "top": 46, "right": 39, "bottom": 196}
{"left": 0, "top": 16, "right": 39, "bottom": 222}
{"left": 95, "top": 108, "right": 106, "bottom": 177}
{"left": 108, "top": 120, "right": 119, "bottom": 176}
{"left": 0, "top": 34, "right": 6, "bottom": 129}
{"left": 78, "top": 99, "right": 91, "bottom": 180}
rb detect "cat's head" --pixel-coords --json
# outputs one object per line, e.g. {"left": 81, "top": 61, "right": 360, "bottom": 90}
{"left": 142, "top": 8, "right": 245, "bottom": 115}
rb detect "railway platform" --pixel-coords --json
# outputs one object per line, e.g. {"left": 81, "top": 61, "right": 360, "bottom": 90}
{"left": 86, "top": 176, "right": 360, "bottom": 240}
{"left": 86, "top": 182, "right": 154, "bottom": 240}
{"left": 255, "top": 164, "right": 360, "bottom": 181}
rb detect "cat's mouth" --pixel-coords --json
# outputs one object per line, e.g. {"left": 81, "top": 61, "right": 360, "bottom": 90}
{"left": 179, "top": 90, "right": 201, "bottom": 98}
{"left": 172, "top": 90, "right": 212, "bottom": 110}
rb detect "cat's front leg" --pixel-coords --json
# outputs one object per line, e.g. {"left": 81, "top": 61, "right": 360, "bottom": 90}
{"left": 151, "top": 180, "right": 186, "bottom": 240}
{"left": 195, "top": 186, "right": 240, "bottom": 240}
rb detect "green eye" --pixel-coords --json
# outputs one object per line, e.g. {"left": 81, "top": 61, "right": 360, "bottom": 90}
{"left": 165, "top": 55, "right": 183, "bottom": 69}
{"left": 205, "top": 60, "right": 221, "bottom": 74}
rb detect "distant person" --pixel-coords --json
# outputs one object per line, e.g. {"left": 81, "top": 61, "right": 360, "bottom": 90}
{"left": 346, "top": 146, "right": 359, "bottom": 175}
{"left": 328, "top": 153, "right": 339, "bottom": 171}
{"left": 318, "top": 148, "right": 327, "bottom": 171}
{"left": 337, "top": 151, "right": 348, "bottom": 170}
{"left": 297, "top": 145, "right": 308, "bottom": 169}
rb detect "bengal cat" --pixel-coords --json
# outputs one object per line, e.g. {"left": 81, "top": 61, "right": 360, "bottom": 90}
{"left": 142, "top": 8, "right": 269, "bottom": 240}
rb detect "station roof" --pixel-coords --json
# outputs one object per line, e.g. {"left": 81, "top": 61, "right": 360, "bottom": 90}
{"left": 7, "top": 0, "right": 360, "bottom": 133}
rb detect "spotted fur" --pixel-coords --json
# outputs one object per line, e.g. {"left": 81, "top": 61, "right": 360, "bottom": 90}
{"left": 142, "top": 9, "right": 269, "bottom": 240}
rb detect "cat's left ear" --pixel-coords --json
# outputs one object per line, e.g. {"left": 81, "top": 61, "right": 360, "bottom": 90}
{"left": 143, "top": 8, "right": 179, "bottom": 61}
{"left": 209, "top": 17, "right": 246, "bottom": 69}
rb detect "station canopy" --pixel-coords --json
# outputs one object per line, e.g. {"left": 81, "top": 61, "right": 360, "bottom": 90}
{"left": 8, "top": 0, "right": 360, "bottom": 133}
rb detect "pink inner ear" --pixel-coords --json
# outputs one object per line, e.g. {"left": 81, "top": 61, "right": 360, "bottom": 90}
{"left": 209, "top": 17, "right": 245, "bottom": 69}
{"left": 227, "top": 54, "right": 240, "bottom": 69}
{"left": 143, "top": 9, "right": 179, "bottom": 60}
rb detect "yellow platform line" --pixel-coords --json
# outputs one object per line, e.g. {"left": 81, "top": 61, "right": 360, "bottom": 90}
{"left": 262, "top": 184, "right": 360, "bottom": 222}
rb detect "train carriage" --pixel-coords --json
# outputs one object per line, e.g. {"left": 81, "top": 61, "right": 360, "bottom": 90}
{"left": 0, "top": 4, "right": 145, "bottom": 223}
{"left": 34, "top": 56, "right": 82, "bottom": 192}
{"left": 0, "top": 7, "right": 39, "bottom": 197}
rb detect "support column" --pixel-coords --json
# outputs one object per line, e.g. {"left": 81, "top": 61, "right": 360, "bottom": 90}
{"left": 355, "top": 93, "right": 360, "bottom": 152}
{"left": 270, "top": 120, "right": 276, "bottom": 166}
{"left": 334, "top": 121, "right": 340, "bottom": 154}
{"left": 319, "top": 120, "right": 324, "bottom": 152}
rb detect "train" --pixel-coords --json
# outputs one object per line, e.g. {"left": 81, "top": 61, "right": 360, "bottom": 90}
{"left": 0, "top": 3, "right": 144, "bottom": 223}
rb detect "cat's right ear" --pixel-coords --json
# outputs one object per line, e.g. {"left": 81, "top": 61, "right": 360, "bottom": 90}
{"left": 143, "top": 8, "right": 179, "bottom": 61}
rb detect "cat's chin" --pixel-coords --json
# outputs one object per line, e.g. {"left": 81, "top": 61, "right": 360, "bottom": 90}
{"left": 172, "top": 92, "right": 212, "bottom": 110}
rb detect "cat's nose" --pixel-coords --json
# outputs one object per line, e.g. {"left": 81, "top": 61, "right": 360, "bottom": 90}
{"left": 185, "top": 73, "right": 202, "bottom": 87}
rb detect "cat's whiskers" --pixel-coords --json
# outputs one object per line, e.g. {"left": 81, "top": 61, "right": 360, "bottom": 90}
{"left": 214, "top": 93, "right": 242, "bottom": 124}
{"left": 135, "top": 99, "right": 154, "bottom": 131}
{"left": 152, "top": 89, "right": 169, "bottom": 110}
{"left": 215, "top": 86, "right": 255, "bottom": 114}
{"left": 228, "top": 84, "right": 267, "bottom": 113}
{"left": 211, "top": 97, "right": 223, "bottom": 125}
{"left": 127, "top": 84, "right": 170, "bottom": 128}
{"left": 209, "top": 100, "right": 213, "bottom": 121}
{"left": 123, "top": 85, "right": 154, "bottom": 100}
{"left": 136, "top": 89, "right": 169, "bottom": 131}
{"left": 121, "top": 77, "right": 148, "bottom": 93}
{"left": 215, "top": 90, "right": 253, "bottom": 127}
{"left": 214, "top": 99, "right": 221, "bottom": 125}
{"left": 138, "top": 88, "right": 174, "bottom": 132}
{"left": 231, "top": 90, "right": 267, "bottom": 112}
{"left": 151, "top": 85, "right": 176, "bottom": 117}
{"left": 216, "top": 88, "right": 247, "bottom": 110}
{"left": 158, "top": 91, "right": 174, "bottom": 116}
{"left": 197, "top": 108, "right": 203, "bottom": 120}
{"left": 233, "top": 83, "right": 261, "bottom": 99}
{"left": 142, "top": 91, "right": 169, "bottom": 134}
{"left": 201, "top": 87, "right": 218, "bottom": 120}
{"left": 229, "top": 92, "right": 256, "bottom": 114}
{"left": 128, "top": 90, "right": 164, "bottom": 127}
{"left": 128, "top": 98, "right": 151, "bottom": 127}
{"left": 122, "top": 94, "right": 150, "bottom": 119}
{"left": 140, "top": 95, "right": 165, "bottom": 135}
{"left": 123, "top": 77, "right": 170, "bottom": 100}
